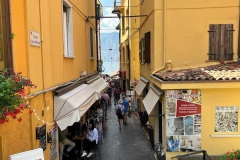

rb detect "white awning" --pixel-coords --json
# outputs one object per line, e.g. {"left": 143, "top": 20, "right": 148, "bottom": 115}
{"left": 88, "top": 77, "right": 108, "bottom": 99}
{"left": 135, "top": 80, "right": 147, "bottom": 95}
{"left": 142, "top": 84, "right": 163, "bottom": 115}
{"left": 54, "top": 84, "right": 98, "bottom": 131}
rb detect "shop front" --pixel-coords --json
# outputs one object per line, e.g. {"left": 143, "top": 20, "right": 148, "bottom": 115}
{"left": 53, "top": 75, "right": 108, "bottom": 159}
{"left": 150, "top": 62, "right": 240, "bottom": 159}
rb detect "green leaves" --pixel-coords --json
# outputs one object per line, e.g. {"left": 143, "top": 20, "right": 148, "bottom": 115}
{"left": 0, "top": 68, "right": 36, "bottom": 124}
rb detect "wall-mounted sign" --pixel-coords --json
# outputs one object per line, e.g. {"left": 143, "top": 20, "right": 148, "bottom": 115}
{"left": 49, "top": 126, "right": 57, "bottom": 160}
{"left": 30, "top": 30, "right": 41, "bottom": 47}
{"left": 39, "top": 124, "right": 46, "bottom": 151}
{"left": 166, "top": 90, "right": 201, "bottom": 152}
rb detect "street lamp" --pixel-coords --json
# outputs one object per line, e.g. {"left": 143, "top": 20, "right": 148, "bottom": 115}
{"left": 112, "top": 8, "right": 121, "bottom": 14}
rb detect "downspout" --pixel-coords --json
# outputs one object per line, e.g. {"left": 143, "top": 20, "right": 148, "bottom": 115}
{"left": 8, "top": 0, "right": 14, "bottom": 68}
{"left": 152, "top": 0, "right": 167, "bottom": 74}
{"left": 95, "top": 0, "right": 99, "bottom": 72}
{"left": 128, "top": 0, "right": 130, "bottom": 89}
{"left": 238, "top": 0, "right": 240, "bottom": 64}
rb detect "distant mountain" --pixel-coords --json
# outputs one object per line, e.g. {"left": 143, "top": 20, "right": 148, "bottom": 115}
{"left": 100, "top": 32, "right": 119, "bottom": 62}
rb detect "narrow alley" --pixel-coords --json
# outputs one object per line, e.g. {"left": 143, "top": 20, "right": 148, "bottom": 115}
{"left": 98, "top": 100, "right": 155, "bottom": 160}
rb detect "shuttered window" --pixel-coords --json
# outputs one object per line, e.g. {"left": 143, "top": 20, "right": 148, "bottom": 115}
{"left": 127, "top": 44, "right": 130, "bottom": 63}
{"left": 144, "top": 32, "right": 151, "bottom": 63}
{"left": 139, "top": 39, "right": 142, "bottom": 63}
{"left": 208, "top": 24, "right": 234, "bottom": 61}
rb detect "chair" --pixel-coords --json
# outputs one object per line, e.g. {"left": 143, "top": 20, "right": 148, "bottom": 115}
{"left": 87, "top": 143, "right": 101, "bottom": 160}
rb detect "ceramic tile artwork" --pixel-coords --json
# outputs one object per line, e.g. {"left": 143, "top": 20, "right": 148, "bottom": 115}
{"left": 215, "top": 106, "right": 238, "bottom": 132}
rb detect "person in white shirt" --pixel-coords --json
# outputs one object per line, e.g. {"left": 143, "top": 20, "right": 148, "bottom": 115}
{"left": 81, "top": 120, "right": 98, "bottom": 158}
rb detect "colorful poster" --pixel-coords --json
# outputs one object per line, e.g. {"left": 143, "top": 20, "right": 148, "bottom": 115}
{"left": 215, "top": 106, "right": 238, "bottom": 132}
{"left": 49, "top": 125, "right": 57, "bottom": 160}
{"left": 166, "top": 90, "right": 201, "bottom": 152}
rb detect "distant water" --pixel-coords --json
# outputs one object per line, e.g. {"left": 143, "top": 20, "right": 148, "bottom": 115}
{"left": 102, "top": 61, "right": 119, "bottom": 74}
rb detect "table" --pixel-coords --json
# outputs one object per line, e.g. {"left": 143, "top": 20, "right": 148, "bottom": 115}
{"left": 72, "top": 135, "right": 85, "bottom": 153}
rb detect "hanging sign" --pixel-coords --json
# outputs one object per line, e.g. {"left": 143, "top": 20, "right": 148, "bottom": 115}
{"left": 165, "top": 90, "right": 201, "bottom": 152}
{"left": 39, "top": 124, "right": 46, "bottom": 151}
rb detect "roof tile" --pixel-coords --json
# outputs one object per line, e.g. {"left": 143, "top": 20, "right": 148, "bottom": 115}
{"left": 153, "top": 62, "right": 240, "bottom": 82}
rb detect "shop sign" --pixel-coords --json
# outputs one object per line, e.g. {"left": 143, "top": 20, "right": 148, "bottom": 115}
{"left": 30, "top": 30, "right": 41, "bottom": 47}
{"left": 49, "top": 125, "right": 57, "bottom": 160}
{"left": 39, "top": 124, "right": 46, "bottom": 151}
{"left": 166, "top": 90, "right": 201, "bottom": 152}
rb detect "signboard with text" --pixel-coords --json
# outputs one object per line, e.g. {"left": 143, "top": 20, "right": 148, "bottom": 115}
{"left": 166, "top": 90, "right": 201, "bottom": 152}
{"left": 30, "top": 30, "right": 41, "bottom": 47}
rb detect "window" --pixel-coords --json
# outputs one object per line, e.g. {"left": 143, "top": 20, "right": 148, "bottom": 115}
{"left": 90, "top": 26, "right": 94, "bottom": 59}
{"left": 122, "top": 17, "right": 125, "bottom": 35}
{"left": 208, "top": 24, "right": 234, "bottom": 61}
{"left": 122, "top": 47, "right": 125, "bottom": 63}
{"left": 127, "top": 44, "right": 130, "bottom": 63}
{"left": 0, "top": 0, "right": 12, "bottom": 70}
{"left": 62, "top": 0, "right": 74, "bottom": 58}
{"left": 139, "top": 39, "right": 142, "bottom": 63}
{"left": 144, "top": 32, "right": 151, "bottom": 63}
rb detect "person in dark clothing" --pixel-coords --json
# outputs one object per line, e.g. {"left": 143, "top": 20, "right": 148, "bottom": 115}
{"left": 107, "top": 87, "right": 112, "bottom": 105}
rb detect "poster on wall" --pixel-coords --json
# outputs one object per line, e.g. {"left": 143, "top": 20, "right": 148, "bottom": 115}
{"left": 166, "top": 90, "right": 201, "bottom": 152}
{"left": 49, "top": 125, "right": 57, "bottom": 160}
{"left": 215, "top": 106, "right": 238, "bottom": 132}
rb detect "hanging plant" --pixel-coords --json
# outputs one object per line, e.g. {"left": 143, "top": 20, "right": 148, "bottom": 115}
{"left": 0, "top": 69, "right": 37, "bottom": 124}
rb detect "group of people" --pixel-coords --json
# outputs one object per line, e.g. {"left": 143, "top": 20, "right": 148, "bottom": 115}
{"left": 115, "top": 94, "right": 137, "bottom": 128}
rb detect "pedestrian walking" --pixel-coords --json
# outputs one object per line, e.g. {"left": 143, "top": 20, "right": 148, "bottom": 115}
{"left": 115, "top": 100, "right": 125, "bottom": 128}
{"left": 114, "top": 86, "right": 120, "bottom": 105}
{"left": 122, "top": 95, "right": 129, "bottom": 124}
{"left": 101, "top": 92, "right": 110, "bottom": 113}
{"left": 107, "top": 87, "right": 112, "bottom": 105}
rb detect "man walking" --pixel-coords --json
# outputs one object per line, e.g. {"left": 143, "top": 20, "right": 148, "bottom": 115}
{"left": 115, "top": 100, "right": 124, "bottom": 128}
{"left": 122, "top": 95, "right": 129, "bottom": 124}
{"left": 102, "top": 92, "right": 110, "bottom": 113}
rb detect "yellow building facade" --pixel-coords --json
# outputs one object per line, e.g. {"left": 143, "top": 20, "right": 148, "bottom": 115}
{"left": 115, "top": 0, "right": 140, "bottom": 91}
{"left": 135, "top": 0, "right": 240, "bottom": 159}
{"left": 0, "top": 0, "right": 102, "bottom": 160}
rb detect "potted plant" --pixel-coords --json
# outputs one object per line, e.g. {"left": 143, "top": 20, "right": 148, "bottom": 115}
{"left": 0, "top": 69, "right": 36, "bottom": 124}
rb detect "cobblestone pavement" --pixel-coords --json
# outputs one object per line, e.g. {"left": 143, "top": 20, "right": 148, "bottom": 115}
{"left": 97, "top": 101, "right": 155, "bottom": 160}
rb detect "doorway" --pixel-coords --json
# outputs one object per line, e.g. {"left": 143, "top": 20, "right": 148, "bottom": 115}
{"left": 158, "top": 100, "right": 163, "bottom": 143}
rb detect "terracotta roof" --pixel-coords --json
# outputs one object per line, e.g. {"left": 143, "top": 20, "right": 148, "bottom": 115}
{"left": 153, "top": 62, "right": 240, "bottom": 81}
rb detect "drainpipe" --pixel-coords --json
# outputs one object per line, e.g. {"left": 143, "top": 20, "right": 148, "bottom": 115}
{"left": 238, "top": 1, "right": 240, "bottom": 64}
{"left": 95, "top": 0, "right": 99, "bottom": 72}
{"left": 152, "top": 0, "right": 167, "bottom": 74}
{"left": 128, "top": 0, "right": 130, "bottom": 89}
{"left": 8, "top": 0, "right": 14, "bottom": 68}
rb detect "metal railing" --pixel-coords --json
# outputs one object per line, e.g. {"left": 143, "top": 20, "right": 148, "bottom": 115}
{"left": 171, "top": 150, "right": 213, "bottom": 160}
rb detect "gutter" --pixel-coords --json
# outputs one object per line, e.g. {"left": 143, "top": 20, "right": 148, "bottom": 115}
{"left": 152, "top": 0, "right": 167, "bottom": 74}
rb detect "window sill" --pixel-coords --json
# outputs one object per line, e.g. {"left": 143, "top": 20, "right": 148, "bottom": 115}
{"left": 210, "top": 134, "right": 240, "bottom": 138}
{"left": 64, "top": 55, "right": 75, "bottom": 59}
{"left": 90, "top": 57, "right": 94, "bottom": 60}
{"left": 205, "top": 60, "right": 234, "bottom": 62}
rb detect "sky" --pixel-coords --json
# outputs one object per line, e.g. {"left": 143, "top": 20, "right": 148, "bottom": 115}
{"left": 100, "top": 0, "right": 119, "bottom": 33}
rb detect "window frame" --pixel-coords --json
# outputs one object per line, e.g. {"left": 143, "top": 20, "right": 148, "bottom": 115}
{"left": 144, "top": 31, "right": 151, "bottom": 63}
{"left": 62, "top": 0, "right": 74, "bottom": 58}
